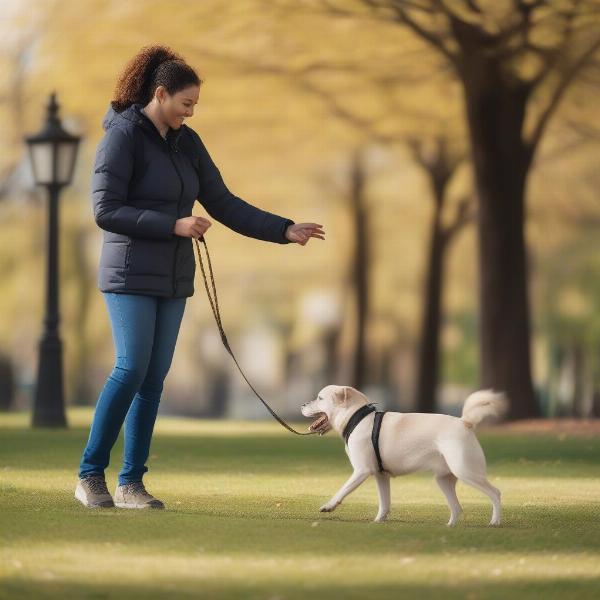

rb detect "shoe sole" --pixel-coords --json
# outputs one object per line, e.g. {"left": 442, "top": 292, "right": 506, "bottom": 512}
{"left": 75, "top": 486, "right": 115, "bottom": 508}
{"left": 114, "top": 502, "right": 164, "bottom": 509}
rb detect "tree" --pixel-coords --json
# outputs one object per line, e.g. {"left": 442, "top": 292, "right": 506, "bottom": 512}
{"left": 317, "top": 0, "right": 600, "bottom": 418}
{"left": 408, "top": 135, "right": 476, "bottom": 412}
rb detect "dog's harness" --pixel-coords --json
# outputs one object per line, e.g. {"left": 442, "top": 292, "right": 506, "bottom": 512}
{"left": 342, "top": 405, "right": 389, "bottom": 474}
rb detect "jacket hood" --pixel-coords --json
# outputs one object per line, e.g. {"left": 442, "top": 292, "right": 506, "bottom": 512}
{"left": 102, "top": 101, "right": 184, "bottom": 149}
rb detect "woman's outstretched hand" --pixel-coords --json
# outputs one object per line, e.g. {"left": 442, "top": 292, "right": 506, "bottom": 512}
{"left": 285, "top": 223, "right": 325, "bottom": 245}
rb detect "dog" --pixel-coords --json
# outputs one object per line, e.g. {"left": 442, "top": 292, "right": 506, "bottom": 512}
{"left": 300, "top": 385, "right": 508, "bottom": 526}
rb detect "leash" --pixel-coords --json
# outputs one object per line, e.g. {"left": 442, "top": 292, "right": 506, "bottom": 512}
{"left": 193, "top": 235, "right": 318, "bottom": 436}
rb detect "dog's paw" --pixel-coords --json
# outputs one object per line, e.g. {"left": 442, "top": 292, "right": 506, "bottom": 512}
{"left": 373, "top": 515, "right": 388, "bottom": 523}
{"left": 446, "top": 508, "right": 463, "bottom": 527}
{"left": 319, "top": 502, "right": 337, "bottom": 512}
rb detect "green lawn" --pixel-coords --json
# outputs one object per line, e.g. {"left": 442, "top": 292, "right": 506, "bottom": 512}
{"left": 1, "top": 408, "right": 599, "bottom": 599}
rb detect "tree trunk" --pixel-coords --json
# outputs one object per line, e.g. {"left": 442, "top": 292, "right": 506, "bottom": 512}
{"left": 460, "top": 57, "right": 539, "bottom": 419}
{"left": 571, "top": 343, "right": 585, "bottom": 417}
{"left": 350, "top": 147, "right": 369, "bottom": 390}
{"left": 415, "top": 208, "right": 446, "bottom": 412}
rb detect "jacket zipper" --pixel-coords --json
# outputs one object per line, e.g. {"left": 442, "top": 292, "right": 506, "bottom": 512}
{"left": 168, "top": 145, "right": 185, "bottom": 296}
{"left": 140, "top": 111, "right": 186, "bottom": 296}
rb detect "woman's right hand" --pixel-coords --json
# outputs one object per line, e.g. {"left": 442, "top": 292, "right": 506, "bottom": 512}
{"left": 174, "top": 216, "right": 212, "bottom": 239}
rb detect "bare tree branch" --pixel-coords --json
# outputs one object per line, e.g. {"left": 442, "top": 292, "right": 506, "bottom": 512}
{"left": 386, "top": 3, "right": 459, "bottom": 64}
{"left": 524, "top": 3, "right": 579, "bottom": 91}
{"left": 463, "top": 0, "right": 482, "bottom": 14}
{"left": 362, "top": 0, "right": 437, "bottom": 13}
{"left": 443, "top": 194, "right": 477, "bottom": 242}
{"left": 192, "top": 47, "right": 405, "bottom": 144}
{"left": 406, "top": 134, "right": 469, "bottom": 209}
{"left": 433, "top": 0, "right": 479, "bottom": 23}
{"left": 562, "top": 116, "right": 600, "bottom": 141}
{"left": 528, "top": 35, "right": 600, "bottom": 153}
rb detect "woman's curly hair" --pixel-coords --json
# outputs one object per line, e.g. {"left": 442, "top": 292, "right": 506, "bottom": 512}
{"left": 111, "top": 44, "right": 203, "bottom": 112}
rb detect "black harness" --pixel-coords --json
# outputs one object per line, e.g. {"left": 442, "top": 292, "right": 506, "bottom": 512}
{"left": 341, "top": 405, "right": 389, "bottom": 474}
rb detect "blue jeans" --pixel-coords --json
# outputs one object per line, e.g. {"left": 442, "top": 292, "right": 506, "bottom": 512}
{"left": 79, "top": 292, "right": 186, "bottom": 486}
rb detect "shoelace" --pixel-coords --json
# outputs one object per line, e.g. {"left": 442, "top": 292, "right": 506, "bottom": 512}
{"left": 125, "top": 481, "right": 149, "bottom": 496}
{"left": 85, "top": 476, "right": 109, "bottom": 495}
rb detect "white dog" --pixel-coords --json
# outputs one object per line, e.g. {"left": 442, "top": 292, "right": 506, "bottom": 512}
{"left": 300, "top": 385, "right": 508, "bottom": 526}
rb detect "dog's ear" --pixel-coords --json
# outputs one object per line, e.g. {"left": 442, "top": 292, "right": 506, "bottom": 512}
{"left": 333, "top": 386, "right": 351, "bottom": 406}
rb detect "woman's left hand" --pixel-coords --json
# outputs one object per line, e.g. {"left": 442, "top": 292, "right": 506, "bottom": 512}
{"left": 285, "top": 223, "right": 326, "bottom": 245}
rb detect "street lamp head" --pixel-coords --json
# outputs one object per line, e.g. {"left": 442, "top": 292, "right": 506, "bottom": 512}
{"left": 25, "top": 91, "right": 81, "bottom": 187}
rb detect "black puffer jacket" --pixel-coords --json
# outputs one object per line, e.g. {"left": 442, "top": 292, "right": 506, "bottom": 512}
{"left": 92, "top": 102, "right": 295, "bottom": 298}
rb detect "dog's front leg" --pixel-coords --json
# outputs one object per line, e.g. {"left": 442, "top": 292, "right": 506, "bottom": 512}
{"left": 319, "top": 470, "right": 371, "bottom": 513}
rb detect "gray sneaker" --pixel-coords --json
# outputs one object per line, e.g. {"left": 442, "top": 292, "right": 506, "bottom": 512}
{"left": 75, "top": 475, "right": 115, "bottom": 508}
{"left": 114, "top": 481, "right": 165, "bottom": 509}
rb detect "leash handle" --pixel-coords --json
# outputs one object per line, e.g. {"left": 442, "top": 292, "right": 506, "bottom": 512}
{"left": 193, "top": 235, "right": 317, "bottom": 436}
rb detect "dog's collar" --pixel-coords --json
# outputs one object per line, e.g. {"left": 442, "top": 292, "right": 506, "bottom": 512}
{"left": 342, "top": 404, "right": 377, "bottom": 444}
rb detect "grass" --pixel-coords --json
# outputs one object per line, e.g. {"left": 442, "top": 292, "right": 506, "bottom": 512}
{"left": 1, "top": 408, "right": 599, "bottom": 599}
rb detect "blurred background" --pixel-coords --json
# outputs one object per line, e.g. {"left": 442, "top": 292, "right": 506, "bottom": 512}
{"left": 1, "top": 0, "right": 599, "bottom": 423}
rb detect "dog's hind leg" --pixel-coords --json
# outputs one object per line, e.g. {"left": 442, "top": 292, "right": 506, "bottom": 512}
{"left": 435, "top": 473, "right": 462, "bottom": 526}
{"left": 319, "top": 470, "right": 371, "bottom": 513}
{"left": 445, "top": 458, "right": 501, "bottom": 525}
{"left": 373, "top": 472, "right": 391, "bottom": 523}
{"left": 441, "top": 438, "right": 502, "bottom": 526}
{"left": 459, "top": 476, "right": 501, "bottom": 526}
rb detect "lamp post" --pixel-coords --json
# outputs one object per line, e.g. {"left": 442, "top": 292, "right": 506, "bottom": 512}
{"left": 25, "top": 91, "right": 80, "bottom": 427}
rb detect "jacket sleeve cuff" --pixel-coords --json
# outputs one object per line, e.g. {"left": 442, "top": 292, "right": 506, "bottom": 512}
{"left": 280, "top": 219, "right": 295, "bottom": 244}
{"left": 136, "top": 211, "right": 178, "bottom": 240}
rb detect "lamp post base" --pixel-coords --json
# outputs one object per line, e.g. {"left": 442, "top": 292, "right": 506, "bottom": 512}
{"left": 32, "top": 332, "right": 67, "bottom": 427}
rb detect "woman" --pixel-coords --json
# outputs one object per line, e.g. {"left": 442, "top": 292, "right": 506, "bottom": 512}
{"left": 76, "top": 45, "right": 325, "bottom": 509}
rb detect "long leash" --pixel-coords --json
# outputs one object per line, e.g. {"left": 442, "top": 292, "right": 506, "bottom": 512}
{"left": 193, "top": 235, "right": 318, "bottom": 436}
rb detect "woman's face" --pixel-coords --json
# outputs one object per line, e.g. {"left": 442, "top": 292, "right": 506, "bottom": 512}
{"left": 156, "top": 84, "right": 200, "bottom": 130}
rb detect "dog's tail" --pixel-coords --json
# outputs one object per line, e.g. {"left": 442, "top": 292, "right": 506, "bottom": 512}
{"left": 461, "top": 389, "right": 508, "bottom": 429}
